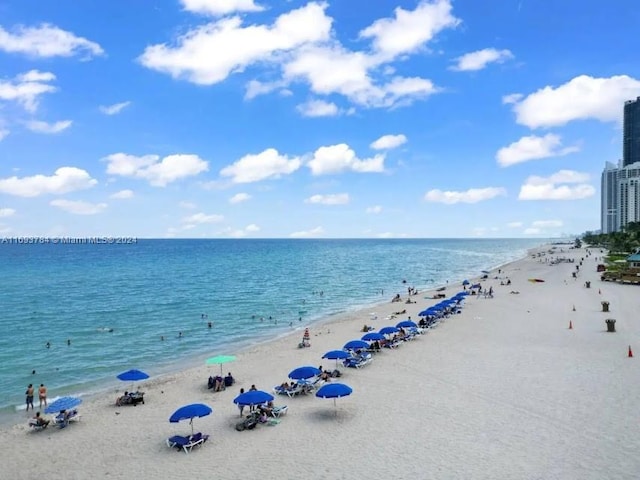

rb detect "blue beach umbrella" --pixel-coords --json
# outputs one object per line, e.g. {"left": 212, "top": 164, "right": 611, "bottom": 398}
{"left": 45, "top": 396, "right": 82, "bottom": 414}
{"left": 234, "top": 390, "right": 274, "bottom": 406}
{"left": 316, "top": 383, "right": 353, "bottom": 414}
{"left": 361, "top": 332, "right": 385, "bottom": 342}
{"left": 169, "top": 403, "right": 212, "bottom": 434}
{"left": 117, "top": 369, "right": 149, "bottom": 382}
{"left": 396, "top": 320, "right": 418, "bottom": 329}
{"left": 379, "top": 326, "right": 399, "bottom": 336}
{"left": 289, "top": 366, "right": 321, "bottom": 380}
{"left": 462, "top": 279, "right": 470, "bottom": 285}
{"left": 322, "top": 349, "right": 350, "bottom": 368}
{"left": 343, "top": 340, "right": 369, "bottom": 351}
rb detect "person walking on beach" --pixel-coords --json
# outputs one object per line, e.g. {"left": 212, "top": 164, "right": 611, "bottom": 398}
{"left": 25, "top": 384, "right": 34, "bottom": 411}
{"left": 38, "top": 384, "right": 47, "bottom": 409}
{"left": 238, "top": 388, "right": 245, "bottom": 416}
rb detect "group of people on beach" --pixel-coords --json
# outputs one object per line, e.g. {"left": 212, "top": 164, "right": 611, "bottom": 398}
{"left": 25, "top": 383, "right": 48, "bottom": 412}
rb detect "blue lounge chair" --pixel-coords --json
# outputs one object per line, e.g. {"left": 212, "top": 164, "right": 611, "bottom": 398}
{"left": 166, "top": 432, "right": 209, "bottom": 453}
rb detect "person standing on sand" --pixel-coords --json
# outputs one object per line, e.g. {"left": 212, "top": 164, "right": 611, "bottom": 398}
{"left": 25, "top": 384, "right": 34, "bottom": 411}
{"left": 38, "top": 384, "right": 47, "bottom": 408}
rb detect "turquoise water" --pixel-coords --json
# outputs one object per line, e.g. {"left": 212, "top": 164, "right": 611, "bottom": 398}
{"left": 0, "top": 238, "right": 544, "bottom": 411}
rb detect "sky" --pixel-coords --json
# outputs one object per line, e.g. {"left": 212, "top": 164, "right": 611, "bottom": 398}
{"left": 0, "top": 0, "right": 639, "bottom": 239}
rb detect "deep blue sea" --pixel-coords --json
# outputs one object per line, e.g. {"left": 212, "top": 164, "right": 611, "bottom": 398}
{"left": 0, "top": 238, "right": 545, "bottom": 412}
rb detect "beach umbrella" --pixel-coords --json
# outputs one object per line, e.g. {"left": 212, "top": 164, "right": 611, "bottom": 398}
{"left": 289, "top": 366, "right": 321, "bottom": 380}
{"left": 315, "top": 383, "right": 353, "bottom": 415}
{"left": 233, "top": 390, "right": 273, "bottom": 407}
{"left": 396, "top": 320, "right": 417, "bottom": 329}
{"left": 45, "top": 396, "right": 82, "bottom": 414}
{"left": 117, "top": 369, "right": 149, "bottom": 391}
{"left": 462, "top": 279, "right": 470, "bottom": 285}
{"left": 361, "top": 332, "right": 385, "bottom": 342}
{"left": 169, "top": 403, "right": 212, "bottom": 435}
{"left": 117, "top": 369, "right": 149, "bottom": 382}
{"left": 379, "top": 326, "right": 399, "bottom": 336}
{"left": 206, "top": 355, "right": 237, "bottom": 376}
{"left": 322, "top": 350, "right": 350, "bottom": 369}
{"left": 481, "top": 270, "right": 490, "bottom": 274}
{"left": 343, "top": 340, "right": 369, "bottom": 351}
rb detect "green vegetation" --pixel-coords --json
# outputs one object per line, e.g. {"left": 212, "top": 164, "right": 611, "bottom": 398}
{"left": 582, "top": 222, "right": 640, "bottom": 255}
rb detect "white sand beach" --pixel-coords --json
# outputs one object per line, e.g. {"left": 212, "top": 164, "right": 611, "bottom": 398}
{"left": 2, "top": 245, "right": 639, "bottom": 480}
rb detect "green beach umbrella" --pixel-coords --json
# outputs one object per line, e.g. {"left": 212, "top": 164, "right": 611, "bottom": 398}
{"left": 206, "top": 355, "right": 237, "bottom": 376}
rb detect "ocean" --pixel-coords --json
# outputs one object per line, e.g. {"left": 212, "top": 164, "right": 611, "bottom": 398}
{"left": 0, "top": 238, "right": 545, "bottom": 412}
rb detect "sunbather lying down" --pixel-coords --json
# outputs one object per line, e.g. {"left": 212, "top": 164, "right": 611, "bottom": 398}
{"left": 116, "top": 391, "right": 145, "bottom": 406}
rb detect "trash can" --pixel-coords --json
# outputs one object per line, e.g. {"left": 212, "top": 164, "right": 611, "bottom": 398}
{"left": 605, "top": 319, "right": 616, "bottom": 332}
{"left": 585, "top": 281, "right": 591, "bottom": 288}
{"left": 601, "top": 301, "right": 610, "bottom": 312}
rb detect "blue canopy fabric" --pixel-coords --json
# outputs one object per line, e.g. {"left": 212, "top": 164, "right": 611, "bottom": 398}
{"left": 379, "top": 326, "right": 399, "bottom": 335}
{"left": 169, "top": 403, "right": 212, "bottom": 435}
{"left": 396, "top": 320, "right": 417, "bottom": 329}
{"left": 316, "top": 383, "right": 353, "bottom": 399}
{"left": 343, "top": 340, "right": 369, "bottom": 351}
{"left": 233, "top": 390, "right": 274, "bottom": 406}
{"left": 45, "top": 396, "right": 82, "bottom": 414}
{"left": 322, "top": 350, "right": 350, "bottom": 360}
{"left": 289, "top": 366, "right": 321, "bottom": 380}
{"left": 316, "top": 383, "right": 353, "bottom": 412}
{"left": 361, "top": 332, "right": 385, "bottom": 342}
{"left": 117, "top": 369, "right": 149, "bottom": 382}
{"left": 462, "top": 279, "right": 470, "bottom": 285}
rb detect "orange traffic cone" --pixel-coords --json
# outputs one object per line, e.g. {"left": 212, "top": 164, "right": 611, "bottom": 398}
{"left": 629, "top": 345, "right": 634, "bottom": 358}
{"left": 569, "top": 321, "right": 573, "bottom": 330}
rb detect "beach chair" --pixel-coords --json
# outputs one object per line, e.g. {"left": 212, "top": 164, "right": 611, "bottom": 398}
{"left": 270, "top": 405, "right": 288, "bottom": 418}
{"left": 28, "top": 418, "right": 49, "bottom": 430}
{"left": 166, "top": 432, "right": 209, "bottom": 453}
{"left": 53, "top": 409, "right": 81, "bottom": 428}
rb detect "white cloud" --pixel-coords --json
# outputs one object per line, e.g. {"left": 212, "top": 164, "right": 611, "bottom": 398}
{"left": 229, "top": 192, "right": 251, "bottom": 204}
{"left": 0, "top": 128, "right": 8, "bottom": 141}
{"left": 424, "top": 187, "right": 506, "bottom": 204}
{"left": 104, "top": 153, "right": 209, "bottom": 186}
{"left": 366, "top": 205, "right": 383, "bottom": 214}
{"left": 220, "top": 223, "right": 261, "bottom": 238}
{"left": 139, "top": 2, "right": 332, "bottom": 85}
{"left": 50, "top": 199, "right": 107, "bottom": 215}
{"left": 450, "top": 48, "right": 513, "bottom": 72}
{"left": 0, "top": 70, "right": 57, "bottom": 112}
{"left": 518, "top": 170, "right": 595, "bottom": 200}
{"left": 290, "top": 226, "right": 324, "bottom": 238}
{"left": 359, "top": 0, "right": 460, "bottom": 59}
{"left": 110, "top": 189, "right": 134, "bottom": 199}
{"left": 99, "top": 101, "right": 131, "bottom": 115}
{"left": 179, "top": 201, "right": 197, "bottom": 209}
{"left": 25, "top": 119, "right": 72, "bottom": 134}
{"left": 496, "top": 133, "right": 579, "bottom": 167}
{"left": 181, "top": 0, "right": 264, "bottom": 16}
{"left": 532, "top": 220, "right": 563, "bottom": 228}
{"left": 0, "top": 167, "right": 97, "bottom": 197}
{"left": 370, "top": 134, "right": 407, "bottom": 150}
{"left": 296, "top": 99, "right": 340, "bottom": 117}
{"left": 502, "top": 93, "right": 523, "bottom": 105}
{"left": 509, "top": 75, "right": 640, "bottom": 128}
{"left": 0, "top": 207, "right": 16, "bottom": 217}
{"left": 523, "top": 228, "right": 541, "bottom": 235}
{"left": 305, "top": 193, "right": 350, "bottom": 205}
{"left": 141, "top": 1, "right": 449, "bottom": 110}
{"left": 308, "top": 144, "right": 384, "bottom": 175}
{"left": 0, "top": 23, "right": 103, "bottom": 58}
{"left": 220, "top": 148, "right": 301, "bottom": 183}
{"left": 507, "top": 221, "right": 523, "bottom": 228}
{"left": 183, "top": 212, "right": 224, "bottom": 224}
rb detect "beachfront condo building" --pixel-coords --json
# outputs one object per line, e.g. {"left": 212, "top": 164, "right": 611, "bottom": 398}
{"left": 623, "top": 97, "right": 640, "bottom": 167}
{"left": 600, "top": 98, "right": 640, "bottom": 233}
{"left": 601, "top": 160, "right": 640, "bottom": 233}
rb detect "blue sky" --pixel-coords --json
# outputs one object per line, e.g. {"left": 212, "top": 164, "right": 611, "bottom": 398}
{"left": 0, "top": 0, "right": 639, "bottom": 238}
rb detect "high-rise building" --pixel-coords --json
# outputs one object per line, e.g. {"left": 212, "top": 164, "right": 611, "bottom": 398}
{"left": 623, "top": 97, "right": 640, "bottom": 167}
{"left": 601, "top": 161, "right": 640, "bottom": 233}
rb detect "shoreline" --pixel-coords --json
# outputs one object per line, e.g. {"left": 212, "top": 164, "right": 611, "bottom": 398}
{"left": 1, "top": 244, "right": 541, "bottom": 422}
{"left": 8, "top": 242, "right": 638, "bottom": 479}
